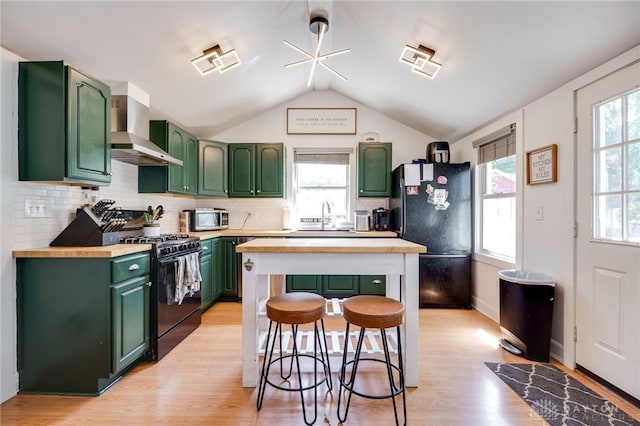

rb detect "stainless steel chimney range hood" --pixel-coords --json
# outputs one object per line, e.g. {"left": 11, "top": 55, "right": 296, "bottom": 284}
{"left": 110, "top": 95, "right": 183, "bottom": 166}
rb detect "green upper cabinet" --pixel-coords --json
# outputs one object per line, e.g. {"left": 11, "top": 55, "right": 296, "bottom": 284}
{"left": 139, "top": 120, "right": 197, "bottom": 196}
{"left": 198, "top": 140, "right": 228, "bottom": 197}
{"left": 357, "top": 142, "right": 392, "bottom": 197}
{"left": 18, "top": 61, "right": 111, "bottom": 185}
{"left": 228, "top": 143, "right": 283, "bottom": 197}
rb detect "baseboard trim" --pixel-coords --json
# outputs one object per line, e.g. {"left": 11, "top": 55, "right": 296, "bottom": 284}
{"left": 576, "top": 364, "right": 640, "bottom": 408}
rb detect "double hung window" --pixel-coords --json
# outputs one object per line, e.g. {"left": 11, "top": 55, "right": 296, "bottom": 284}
{"left": 474, "top": 124, "right": 517, "bottom": 260}
{"left": 292, "top": 148, "right": 352, "bottom": 228}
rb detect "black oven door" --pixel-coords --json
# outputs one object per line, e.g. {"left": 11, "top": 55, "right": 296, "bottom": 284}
{"left": 155, "top": 254, "right": 202, "bottom": 338}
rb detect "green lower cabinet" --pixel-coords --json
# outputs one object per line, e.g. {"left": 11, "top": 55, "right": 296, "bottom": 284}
{"left": 286, "top": 275, "right": 386, "bottom": 297}
{"left": 200, "top": 239, "right": 213, "bottom": 310}
{"left": 219, "top": 237, "right": 238, "bottom": 300}
{"left": 111, "top": 275, "right": 149, "bottom": 373}
{"left": 286, "top": 275, "right": 322, "bottom": 293}
{"left": 358, "top": 275, "right": 386, "bottom": 295}
{"left": 211, "top": 238, "right": 224, "bottom": 301}
{"left": 17, "top": 252, "right": 150, "bottom": 395}
{"left": 323, "top": 275, "right": 358, "bottom": 297}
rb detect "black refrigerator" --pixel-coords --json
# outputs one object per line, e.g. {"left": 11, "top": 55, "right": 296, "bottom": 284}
{"left": 390, "top": 162, "right": 472, "bottom": 308}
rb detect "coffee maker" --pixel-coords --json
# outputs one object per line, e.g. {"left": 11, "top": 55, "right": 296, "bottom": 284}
{"left": 371, "top": 208, "right": 390, "bottom": 231}
{"left": 427, "top": 141, "right": 450, "bottom": 163}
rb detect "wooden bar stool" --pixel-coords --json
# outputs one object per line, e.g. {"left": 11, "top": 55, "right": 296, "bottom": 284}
{"left": 337, "top": 295, "right": 406, "bottom": 426}
{"left": 256, "top": 292, "right": 332, "bottom": 425}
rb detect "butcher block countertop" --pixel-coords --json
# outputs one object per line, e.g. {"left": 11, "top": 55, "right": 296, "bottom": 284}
{"left": 236, "top": 238, "right": 426, "bottom": 254}
{"left": 12, "top": 230, "right": 398, "bottom": 259}
{"left": 13, "top": 244, "right": 152, "bottom": 259}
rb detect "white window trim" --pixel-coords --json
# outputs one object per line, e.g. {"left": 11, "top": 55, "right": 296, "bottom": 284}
{"left": 472, "top": 113, "right": 524, "bottom": 269}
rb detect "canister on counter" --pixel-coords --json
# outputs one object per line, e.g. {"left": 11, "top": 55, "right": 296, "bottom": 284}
{"left": 179, "top": 211, "right": 190, "bottom": 233}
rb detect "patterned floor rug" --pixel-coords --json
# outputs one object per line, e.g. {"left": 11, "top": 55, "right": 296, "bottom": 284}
{"left": 485, "top": 362, "right": 639, "bottom": 426}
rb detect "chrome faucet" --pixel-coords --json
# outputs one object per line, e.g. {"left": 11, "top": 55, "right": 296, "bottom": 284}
{"left": 321, "top": 201, "right": 331, "bottom": 231}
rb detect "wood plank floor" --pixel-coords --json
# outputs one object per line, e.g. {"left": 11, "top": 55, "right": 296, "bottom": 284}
{"left": 2, "top": 302, "right": 638, "bottom": 425}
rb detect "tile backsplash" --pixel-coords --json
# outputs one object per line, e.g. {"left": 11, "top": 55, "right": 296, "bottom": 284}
{"left": 13, "top": 160, "right": 390, "bottom": 249}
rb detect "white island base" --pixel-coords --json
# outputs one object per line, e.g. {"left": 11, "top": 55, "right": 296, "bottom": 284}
{"left": 237, "top": 238, "right": 426, "bottom": 388}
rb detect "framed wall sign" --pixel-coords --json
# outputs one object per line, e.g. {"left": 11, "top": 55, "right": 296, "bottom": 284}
{"left": 287, "top": 108, "right": 357, "bottom": 135}
{"left": 526, "top": 144, "right": 558, "bottom": 185}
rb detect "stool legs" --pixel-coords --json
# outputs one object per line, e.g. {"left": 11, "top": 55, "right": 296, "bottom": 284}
{"left": 256, "top": 318, "right": 332, "bottom": 425}
{"left": 337, "top": 323, "right": 407, "bottom": 426}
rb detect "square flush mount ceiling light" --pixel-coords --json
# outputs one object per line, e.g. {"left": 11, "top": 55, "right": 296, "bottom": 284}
{"left": 399, "top": 44, "right": 442, "bottom": 79}
{"left": 191, "top": 45, "right": 241, "bottom": 76}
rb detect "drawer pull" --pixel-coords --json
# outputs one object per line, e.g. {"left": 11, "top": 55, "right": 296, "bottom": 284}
{"left": 372, "top": 279, "right": 382, "bottom": 285}
{"left": 128, "top": 264, "right": 140, "bottom": 271}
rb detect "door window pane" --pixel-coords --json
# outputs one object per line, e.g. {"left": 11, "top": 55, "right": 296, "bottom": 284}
{"left": 627, "top": 193, "right": 640, "bottom": 242}
{"left": 596, "top": 147, "right": 622, "bottom": 192}
{"left": 595, "top": 194, "right": 622, "bottom": 239}
{"left": 627, "top": 142, "right": 640, "bottom": 191}
{"left": 626, "top": 90, "right": 640, "bottom": 140}
{"left": 597, "top": 98, "right": 622, "bottom": 147}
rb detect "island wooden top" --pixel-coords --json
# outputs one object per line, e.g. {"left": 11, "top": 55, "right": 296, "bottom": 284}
{"left": 12, "top": 244, "right": 152, "bottom": 259}
{"left": 236, "top": 238, "right": 426, "bottom": 254}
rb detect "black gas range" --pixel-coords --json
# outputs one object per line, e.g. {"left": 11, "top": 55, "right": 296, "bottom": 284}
{"left": 120, "top": 234, "right": 202, "bottom": 361}
{"left": 120, "top": 234, "right": 201, "bottom": 258}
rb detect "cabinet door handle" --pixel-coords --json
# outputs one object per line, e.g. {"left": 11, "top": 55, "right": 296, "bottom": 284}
{"left": 128, "top": 264, "right": 139, "bottom": 271}
{"left": 256, "top": 189, "right": 261, "bottom": 193}
{"left": 146, "top": 281, "right": 152, "bottom": 287}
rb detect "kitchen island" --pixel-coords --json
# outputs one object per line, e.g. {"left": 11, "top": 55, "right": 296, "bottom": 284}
{"left": 236, "top": 237, "right": 426, "bottom": 388}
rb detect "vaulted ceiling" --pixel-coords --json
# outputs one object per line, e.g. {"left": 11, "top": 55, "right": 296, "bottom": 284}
{"left": 2, "top": 1, "right": 639, "bottom": 142}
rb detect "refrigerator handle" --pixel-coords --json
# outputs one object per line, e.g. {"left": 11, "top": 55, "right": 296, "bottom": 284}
{"left": 400, "top": 177, "right": 406, "bottom": 236}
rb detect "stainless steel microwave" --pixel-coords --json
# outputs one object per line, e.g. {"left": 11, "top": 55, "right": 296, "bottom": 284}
{"left": 186, "top": 209, "right": 229, "bottom": 231}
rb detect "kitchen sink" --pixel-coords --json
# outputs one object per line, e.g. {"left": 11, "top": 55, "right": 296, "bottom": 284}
{"left": 295, "top": 229, "right": 355, "bottom": 233}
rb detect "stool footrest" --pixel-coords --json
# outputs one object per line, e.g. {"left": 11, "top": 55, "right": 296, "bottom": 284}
{"left": 259, "top": 329, "right": 399, "bottom": 356}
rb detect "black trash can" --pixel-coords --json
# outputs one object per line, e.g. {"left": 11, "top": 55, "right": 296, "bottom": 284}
{"left": 498, "top": 269, "right": 555, "bottom": 362}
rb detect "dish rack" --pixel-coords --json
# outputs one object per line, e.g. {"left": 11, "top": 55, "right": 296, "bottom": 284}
{"left": 257, "top": 297, "right": 400, "bottom": 357}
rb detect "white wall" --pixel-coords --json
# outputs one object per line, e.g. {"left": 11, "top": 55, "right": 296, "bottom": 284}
{"left": 1, "top": 48, "right": 20, "bottom": 404}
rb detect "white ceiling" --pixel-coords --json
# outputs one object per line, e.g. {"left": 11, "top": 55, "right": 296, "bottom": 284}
{"left": 2, "top": 1, "right": 639, "bottom": 141}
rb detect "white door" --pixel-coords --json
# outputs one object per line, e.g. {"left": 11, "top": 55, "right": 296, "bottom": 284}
{"left": 576, "top": 61, "right": 640, "bottom": 400}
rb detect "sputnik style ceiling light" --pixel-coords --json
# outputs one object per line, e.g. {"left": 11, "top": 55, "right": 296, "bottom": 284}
{"left": 191, "top": 44, "right": 241, "bottom": 76}
{"left": 284, "top": 16, "right": 351, "bottom": 87}
{"left": 399, "top": 44, "right": 442, "bottom": 79}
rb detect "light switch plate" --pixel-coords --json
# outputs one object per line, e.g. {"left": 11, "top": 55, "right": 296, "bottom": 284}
{"left": 535, "top": 205, "right": 544, "bottom": 221}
